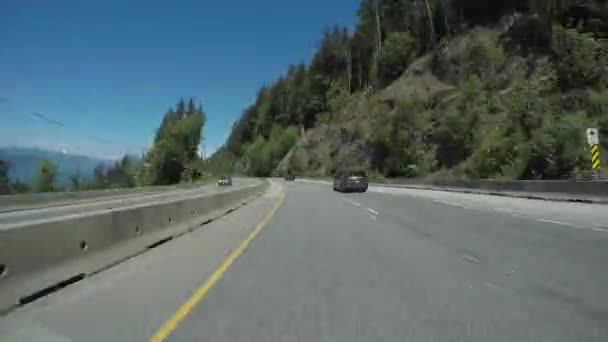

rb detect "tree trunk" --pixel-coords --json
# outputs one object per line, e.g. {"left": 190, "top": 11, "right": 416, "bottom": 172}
{"left": 424, "top": 0, "right": 435, "bottom": 42}
{"left": 346, "top": 48, "right": 352, "bottom": 93}
{"left": 443, "top": 0, "right": 450, "bottom": 36}
{"left": 375, "top": 0, "right": 382, "bottom": 52}
{"left": 357, "top": 58, "right": 363, "bottom": 90}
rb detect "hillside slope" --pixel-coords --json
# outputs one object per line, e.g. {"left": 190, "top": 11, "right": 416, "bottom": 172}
{"left": 210, "top": 0, "right": 608, "bottom": 180}
{"left": 287, "top": 25, "right": 607, "bottom": 180}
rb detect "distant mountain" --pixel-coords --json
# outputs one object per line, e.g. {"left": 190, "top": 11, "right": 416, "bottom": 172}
{"left": 0, "top": 147, "right": 114, "bottom": 186}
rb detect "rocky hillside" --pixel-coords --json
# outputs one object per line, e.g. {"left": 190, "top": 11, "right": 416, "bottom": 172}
{"left": 286, "top": 25, "right": 607, "bottom": 180}
{"left": 209, "top": 0, "right": 608, "bottom": 180}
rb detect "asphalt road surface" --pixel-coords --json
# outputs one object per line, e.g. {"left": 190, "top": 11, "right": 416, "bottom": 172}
{"left": 0, "top": 178, "right": 257, "bottom": 229}
{"left": 1, "top": 180, "right": 607, "bottom": 341}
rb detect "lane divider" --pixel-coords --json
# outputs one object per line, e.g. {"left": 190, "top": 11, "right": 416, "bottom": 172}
{"left": 367, "top": 208, "right": 379, "bottom": 216}
{"left": 431, "top": 199, "right": 471, "bottom": 209}
{"left": 149, "top": 191, "right": 286, "bottom": 342}
{"left": 537, "top": 219, "right": 577, "bottom": 227}
{"left": 342, "top": 198, "right": 362, "bottom": 208}
{"left": 535, "top": 218, "right": 608, "bottom": 233}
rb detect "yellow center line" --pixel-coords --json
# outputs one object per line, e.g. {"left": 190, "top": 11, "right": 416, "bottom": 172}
{"left": 149, "top": 192, "right": 286, "bottom": 341}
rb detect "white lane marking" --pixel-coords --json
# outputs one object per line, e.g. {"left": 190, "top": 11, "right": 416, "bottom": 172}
{"left": 432, "top": 200, "right": 471, "bottom": 209}
{"left": 367, "top": 208, "right": 379, "bottom": 215}
{"left": 463, "top": 254, "right": 481, "bottom": 264}
{"left": 537, "top": 219, "right": 577, "bottom": 227}
{"left": 494, "top": 208, "right": 525, "bottom": 218}
{"left": 536, "top": 219, "right": 608, "bottom": 233}
{"left": 485, "top": 282, "right": 499, "bottom": 289}
{"left": 342, "top": 198, "right": 361, "bottom": 207}
{"left": 495, "top": 208, "right": 516, "bottom": 214}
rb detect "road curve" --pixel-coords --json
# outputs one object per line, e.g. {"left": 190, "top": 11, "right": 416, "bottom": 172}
{"left": 0, "top": 180, "right": 607, "bottom": 341}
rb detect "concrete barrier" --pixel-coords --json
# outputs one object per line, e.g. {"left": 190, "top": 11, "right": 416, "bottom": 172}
{"left": 0, "top": 180, "right": 268, "bottom": 312}
{"left": 379, "top": 179, "right": 608, "bottom": 203}
{"left": 0, "top": 181, "right": 222, "bottom": 213}
{"left": 0, "top": 185, "right": 176, "bottom": 213}
{"left": 297, "top": 177, "right": 608, "bottom": 203}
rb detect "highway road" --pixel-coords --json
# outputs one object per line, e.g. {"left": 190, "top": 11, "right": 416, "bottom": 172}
{"left": 1, "top": 180, "right": 607, "bottom": 341}
{"left": 0, "top": 178, "right": 257, "bottom": 229}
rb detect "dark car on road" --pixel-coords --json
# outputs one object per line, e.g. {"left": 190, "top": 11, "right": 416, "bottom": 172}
{"left": 284, "top": 173, "right": 295, "bottom": 181}
{"left": 333, "top": 170, "right": 368, "bottom": 192}
{"left": 217, "top": 175, "right": 233, "bottom": 186}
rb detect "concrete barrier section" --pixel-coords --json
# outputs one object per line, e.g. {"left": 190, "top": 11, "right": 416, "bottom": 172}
{"left": 382, "top": 179, "right": 608, "bottom": 202}
{"left": 0, "top": 186, "right": 173, "bottom": 213}
{"left": 298, "top": 177, "right": 608, "bottom": 203}
{"left": 0, "top": 180, "right": 267, "bottom": 312}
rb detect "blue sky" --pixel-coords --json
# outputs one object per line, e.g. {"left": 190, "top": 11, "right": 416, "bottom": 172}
{"left": 0, "top": 0, "right": 359, "bottom": 160}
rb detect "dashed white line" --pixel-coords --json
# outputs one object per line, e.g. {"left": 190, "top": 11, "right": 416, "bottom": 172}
{"left": 463, "top": 254, "right": 481, "bottom": 264}
{"left": 433, "top": 200, "right": 471, "bottom": 209}
{"left": 495, "top": 208, "right": 516, "bottom": 214}
{"left": 367, "top": 208, "right": 379, "bottom": 215}
{"left": 342, "top": 199, "right": 361, "bottom": 207}
{"left": 485, "top": 282, "right": 499, "bottom": 289}
{"left": 536, "top": 219, "right": 608, "bottom": 233}
{"left": 537, "top": 219, "right": 577, "bottom": 227}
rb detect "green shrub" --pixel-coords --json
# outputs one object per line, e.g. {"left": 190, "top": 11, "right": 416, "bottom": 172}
{"left": 552, "top": 26, "right": 608, "bottom": 90}
{"left": 376, "top": 32, "right": 417, "bottom": 87}
{"left": 244, "top": 126, "right": 299, "bottom": 176}
{"left": 464, "top": 37, "right": 507, "bottom": 80}
{"left": 142, "top": 140, "right": 187, "bottom": 185}
{"left": 326, "top": 80, "right": 351, "bottom": 113}
{"left": 526, "top": 112, "right": 592, "bottom": 179}
{"left": 34, "top": 160, "right": 57, "bottom": 193}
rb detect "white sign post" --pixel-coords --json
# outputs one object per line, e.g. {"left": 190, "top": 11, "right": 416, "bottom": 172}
{"left": 587, "top": 128, "right": 599, "bottom": 145}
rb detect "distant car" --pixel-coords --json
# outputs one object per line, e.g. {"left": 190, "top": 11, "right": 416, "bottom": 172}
{"left": 333, "top": 170, "right": 368, "bottom": 192}
{"left": 284, "top": 174, "right": 295, "bottom": 181}
{"left": 217, "top": 176, "right": 232, "bottom": 186}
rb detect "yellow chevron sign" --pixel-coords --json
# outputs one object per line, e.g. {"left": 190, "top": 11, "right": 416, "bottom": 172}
{"left": 591, "top": 144, "right": 600, "bottom": 169}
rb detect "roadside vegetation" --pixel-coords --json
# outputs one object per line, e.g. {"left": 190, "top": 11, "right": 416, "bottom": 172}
{"left": 0, "top": 98, "right": 208, "bottom": 194}
{"left": 207, "top": 0, "right": 608, "bottom": 180}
